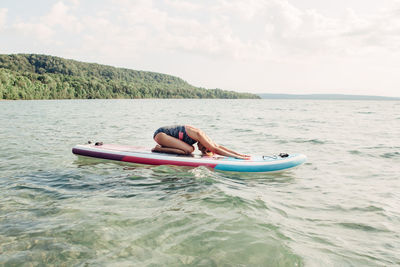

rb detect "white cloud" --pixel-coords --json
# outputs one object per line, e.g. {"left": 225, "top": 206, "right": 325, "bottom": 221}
{"left": 14, "top": 21, "right": 55, "bottom": 41}
{"left": 102, "top": 0, "right": 400, "bottom": 61}
{"left": 12, "top": 1, "right": 81, "bottom": 43}
{"left": 163, "top": 0, "right": 201, "bottom": 12}
{"left": 66, "top": 0, "right": 80, "bottom": 8}
{"left": 215, "top": 0, "right": 266, "bottom": 20}
{"left": 42, "top": 1, "right": 82, "bottom": 33}
{"left": 9, "top": 0, "right": 400, "bottom": 61}
{"left": 341, "top": 5, "right": 400, "bottom": 52}
{"left": 3, "top": 0, "right": 400, "bottom": 96}
{"left": 0, "top": 8, "right": 7, "bottom": 30}
{"left": 104, "top": 0, "right": 271, "bottom": 60}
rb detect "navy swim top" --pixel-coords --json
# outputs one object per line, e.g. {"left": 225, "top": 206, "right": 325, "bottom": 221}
{"left": 153, "top": 125, "right": 197, "bottom": 145}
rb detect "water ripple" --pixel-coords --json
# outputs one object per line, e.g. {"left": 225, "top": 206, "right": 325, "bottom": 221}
{"left": 1, "top": 99, "right": 399, "bottom": 266}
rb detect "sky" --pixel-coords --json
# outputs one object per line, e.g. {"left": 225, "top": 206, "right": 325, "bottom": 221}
{"left": 1, "top": 0, "right": 400, "bottom": 97}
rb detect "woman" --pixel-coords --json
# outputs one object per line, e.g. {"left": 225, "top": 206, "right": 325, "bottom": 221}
{"left": 152, "top": 125, "right": 250, "bottom": 159}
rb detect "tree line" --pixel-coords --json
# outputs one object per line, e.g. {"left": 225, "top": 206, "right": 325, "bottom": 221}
{"left": 0, "top": 54, "right": 259, "bottom": 100}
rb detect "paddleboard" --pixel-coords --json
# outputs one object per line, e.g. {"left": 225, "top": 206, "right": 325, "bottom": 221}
{"left": 72, "top": 143, "right": 306, "bottom": 173}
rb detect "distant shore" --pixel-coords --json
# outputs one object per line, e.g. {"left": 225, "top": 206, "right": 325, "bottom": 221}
{"left": 258, "top": 93, "right": 400, "bottom": 101}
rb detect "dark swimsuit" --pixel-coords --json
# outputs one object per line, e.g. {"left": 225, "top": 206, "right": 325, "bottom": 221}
{"left": 153, "top": 125, "right": 197, "bottom": 145}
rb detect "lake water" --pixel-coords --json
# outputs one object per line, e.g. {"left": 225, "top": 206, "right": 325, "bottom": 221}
{"left": 0, "top": 99, "right": 399, "bottom": 266}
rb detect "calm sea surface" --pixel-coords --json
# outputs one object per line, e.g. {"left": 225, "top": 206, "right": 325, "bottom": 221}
{"left": 0, "top": 99, "right": 399, "bottom": 266}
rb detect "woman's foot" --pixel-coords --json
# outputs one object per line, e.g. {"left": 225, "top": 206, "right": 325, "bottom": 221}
{"left": 151, "top": 144, "right": 162, "bottom": 152}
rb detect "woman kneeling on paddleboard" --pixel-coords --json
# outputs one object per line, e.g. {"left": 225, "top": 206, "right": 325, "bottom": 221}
{"left": 152, "top": 125, "right": 250, "bottom": 159}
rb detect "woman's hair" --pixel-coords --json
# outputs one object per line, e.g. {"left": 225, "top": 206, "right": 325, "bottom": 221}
{"left": 197, "top": 143, "right": 213, "bottom": 156}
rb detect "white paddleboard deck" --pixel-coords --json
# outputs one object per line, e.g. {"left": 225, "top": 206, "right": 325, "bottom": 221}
{"left": 72, "top": 143, "right": 306, "bottom": 173}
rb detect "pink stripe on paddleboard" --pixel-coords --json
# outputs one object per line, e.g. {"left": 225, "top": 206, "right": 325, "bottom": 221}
{"left": 122, "top": 155, "right": 218, "bottom": 168}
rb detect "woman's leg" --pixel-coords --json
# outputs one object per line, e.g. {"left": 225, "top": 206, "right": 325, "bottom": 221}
{"left": 153, "top": 132, "right": 194, "bottom": 155}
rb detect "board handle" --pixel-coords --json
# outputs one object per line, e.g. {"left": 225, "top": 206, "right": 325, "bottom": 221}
{"left": 263, "top": 155, "right": 278, "bottom": 160}
{"left": 262, "top": 153, "right": 289, "bottom": 160}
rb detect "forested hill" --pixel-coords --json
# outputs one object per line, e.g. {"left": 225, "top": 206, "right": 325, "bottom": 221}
{"left": 0, "top": 54, "right": 259, "bottom": 100}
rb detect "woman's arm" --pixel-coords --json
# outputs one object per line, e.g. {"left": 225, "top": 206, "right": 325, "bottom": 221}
{"left": 218, "top": 145, "right": 249, "bottom": 158}
{"left": 186, "top": 126, "right": 250, "bottom": 159}
{"left": 198, "top": 134, "right": 249, "bottom": 159}
{"left": 215, "top": 146, "right": 250, "bottom": 159}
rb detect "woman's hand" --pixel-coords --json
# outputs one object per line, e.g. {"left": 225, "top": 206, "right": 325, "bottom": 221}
{"left": 236, "top": 154, "right": 251, "bottom": 160}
